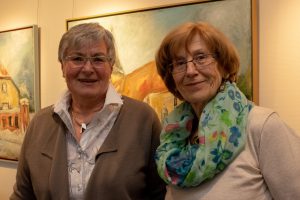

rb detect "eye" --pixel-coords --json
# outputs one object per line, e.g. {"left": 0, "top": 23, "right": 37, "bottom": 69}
{"left": 70, "top": 56, "right": 85, "bottom": 62}
{"left": 193, "top": 54, "right": 207, "bottom": 64}
{"left": 174, "top": 60, "right": 187, "bottom": 67}
{"left": 92, "top": 56, "right": 106, "bottom": 63}
{"left": 171, "top": 59, "right": 187, "bottom": 73}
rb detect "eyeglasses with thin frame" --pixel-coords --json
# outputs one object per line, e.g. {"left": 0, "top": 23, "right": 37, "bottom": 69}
{"left": 170, "top": 53, "right": 216, "bottom": 74}
{"left": 64, "top": 55, "right": 111, "bottom": 68}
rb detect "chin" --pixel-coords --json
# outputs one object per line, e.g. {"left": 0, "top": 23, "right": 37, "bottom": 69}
{"left": 186, "top": 93, "right": 215, "bottom": 105}
{"left": 76, "top": 90, "right": 101, "bottom": 98}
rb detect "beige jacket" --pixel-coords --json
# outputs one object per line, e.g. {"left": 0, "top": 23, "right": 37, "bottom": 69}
{"left": 166, "top": 106, "right": 300, "bottom": 200}
{"left": 11, "top": 96, "right": 166, "bottom": 200}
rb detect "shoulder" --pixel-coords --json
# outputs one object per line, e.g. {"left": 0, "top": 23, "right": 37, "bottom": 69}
{"left": 119, "top": 96, "right": 161, "bottom": 127}
{"left": 122, "top": 95, "right": 148, "bottom": 106}
{"left": 247, "top": 105, "right": 297, "bottom": 136}
{"left": 247, "top": 106, "right": 276, "bottom": 133}
{"left": 31, "top": 105, "right": 54, "bottom": 123}
{"left": 121, "top": 96, "right": 156, "bottom": 114}
{"left": 33, "top": 105, "right": 54, "bottom": 117}
{"left": 249, "top": 105, "right": 298, "bottom": 137}
{"left": 22, "top": 105, "right": 62, "bottom": 153}
{"left": 245, "top": 106, "right": 278, "bottom": 159}
{"left": 247, "top": 109, "right": 300, "bottom": 199}
{"left": 246, "top": 105, "right": 299, "bottom": 157}
{"left": 27, "top": 105, "right": 62, "bottom": 137}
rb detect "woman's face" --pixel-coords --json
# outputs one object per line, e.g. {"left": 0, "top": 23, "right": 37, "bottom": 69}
{"left": 172, "top": 34, "right": 223, "bottom": 113}
{"left": 61, "top": 40, "right": 112, "bottom": 101}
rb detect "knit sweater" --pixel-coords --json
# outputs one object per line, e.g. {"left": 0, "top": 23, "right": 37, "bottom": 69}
{"left": 165, "top": 106, "right": 300, "bottom": 200}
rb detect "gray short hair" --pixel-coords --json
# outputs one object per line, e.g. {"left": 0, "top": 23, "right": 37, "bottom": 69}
{"left": 58, "top": 23, "right": 116, "bottom": 65}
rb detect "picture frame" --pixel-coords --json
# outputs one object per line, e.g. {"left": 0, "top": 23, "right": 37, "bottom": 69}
{"left": 67, "top": 0, "right": 258, "bottom": 120}
{"left": 0, "top": 25, "right": 40, "bottom": 161}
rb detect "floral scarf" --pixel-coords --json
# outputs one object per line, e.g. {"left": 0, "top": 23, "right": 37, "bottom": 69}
{"left": 155, "top": 82, "right": 253, "bottom": 187}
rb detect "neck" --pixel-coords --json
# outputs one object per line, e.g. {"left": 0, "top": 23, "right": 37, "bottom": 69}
{"left": 71, "top": 96, "right": 105, "bottom": 115}
{"left": 191, "top": 103, "right": 204, "bottom": 117}
{"left": 69, "top": 97, "right": 104, "bottom": 131}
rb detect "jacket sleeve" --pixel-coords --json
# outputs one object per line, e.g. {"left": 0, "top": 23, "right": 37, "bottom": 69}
{"left": 258, "top": 112, "right": 300, "bottom": 199}
{"left": 10, "top": 119, "right": 37, "bottom": 200}
{"left": 146, "top": 108, "right": 166, "bottom": 200}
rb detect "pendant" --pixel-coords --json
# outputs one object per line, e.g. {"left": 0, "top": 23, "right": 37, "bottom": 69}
{"left": 81, "top": 123, "right": 87, "bottom": 133}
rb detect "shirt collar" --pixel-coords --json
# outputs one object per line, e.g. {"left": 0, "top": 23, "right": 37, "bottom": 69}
{"left": 104, "top": 83, "right": 123, "bottom": 107}
{"left": 53, "top": 83, "right": 123, "bottom": 115}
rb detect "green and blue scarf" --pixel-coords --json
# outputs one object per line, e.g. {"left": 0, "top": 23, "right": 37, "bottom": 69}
{"left": 155, "top": 82, "right": 252, "bottom": 187}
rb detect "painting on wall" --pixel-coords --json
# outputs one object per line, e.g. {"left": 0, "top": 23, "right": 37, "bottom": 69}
{"left": 0, "top": 25, "right": 40, "bottom": 161}
{"left": 67, "top": 0, "right": 258, "bottom": 121}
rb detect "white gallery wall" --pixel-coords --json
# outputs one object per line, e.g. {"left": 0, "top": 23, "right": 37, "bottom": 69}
{"left": 0, "top": 0, "right": 300, "bottom": 198}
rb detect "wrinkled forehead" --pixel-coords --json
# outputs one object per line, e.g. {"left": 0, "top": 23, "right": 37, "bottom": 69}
{"left": 71, "top": 37, "right": 106, "bottom": 50}
{"left": 65, "top": 38, "right": 108, "bottom": 55}
{"left": 169, "top": 32, "right": 211, "bottom": 58}
{"left": 174, "top": 35, "right": 212, "bottom": 58}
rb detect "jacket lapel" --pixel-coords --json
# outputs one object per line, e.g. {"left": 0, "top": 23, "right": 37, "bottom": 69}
{"left": 40, "top": 115, "right": 69, "bottom": 199}
{"left": 96, "top": 103, "right": 124, "bottom": 158}
{"left": 96, "top": 127, "right": 118, "bottom": 157}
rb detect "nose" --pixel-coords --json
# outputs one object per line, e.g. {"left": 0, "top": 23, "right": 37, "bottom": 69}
{"left": 82, "top": 59, "right": 94, "bottom": 71}
{"left": 185, "top": 60, "right": 198, "bottom": 75}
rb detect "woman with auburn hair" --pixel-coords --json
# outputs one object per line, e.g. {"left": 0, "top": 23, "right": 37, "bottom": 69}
{"left": 155, "top": 21, "right": 300, "bottom": 200}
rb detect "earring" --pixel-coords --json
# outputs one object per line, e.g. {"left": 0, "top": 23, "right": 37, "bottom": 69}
{"left": 218, "top": 79, "right": 227, "bottom": 92}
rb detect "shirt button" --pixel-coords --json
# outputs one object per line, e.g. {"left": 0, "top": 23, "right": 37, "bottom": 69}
{"left": 77, "top": 184, "right": 82, "bottom": 191}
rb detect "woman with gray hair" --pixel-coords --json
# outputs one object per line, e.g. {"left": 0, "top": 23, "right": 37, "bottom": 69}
{"left": 11, "top": 23, "right": 166, "bottom": 200}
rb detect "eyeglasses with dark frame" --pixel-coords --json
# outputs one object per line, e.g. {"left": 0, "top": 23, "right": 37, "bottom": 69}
{"left": 170, "top": 53, "right": 216, "bottom": 74}
{"left": 64, "top": 55, "right": 111, "bottom": 68}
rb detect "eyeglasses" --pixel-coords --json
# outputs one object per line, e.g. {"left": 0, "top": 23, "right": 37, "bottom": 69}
{"left": 64, "top": 55, "right": 111, "bottom": 68}
{"left": 170, "top": 53, "right": 215, "bottom": 74}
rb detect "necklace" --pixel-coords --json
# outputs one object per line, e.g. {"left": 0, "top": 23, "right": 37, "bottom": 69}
{"left": 69, "top": 104, "right": 102, "bottom": 134}
{"left": 71, "top": 113, "right": 88, "bottom": 133}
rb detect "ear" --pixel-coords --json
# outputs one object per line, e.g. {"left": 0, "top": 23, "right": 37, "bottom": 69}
{"left": 217, "top": 65, "right": 228, "bottom": 80}
{"left": 109, "top": 63, "right": 114, "bottom": 75}
{"left": 61, "top": 63, "right": 66, "bottom": 78}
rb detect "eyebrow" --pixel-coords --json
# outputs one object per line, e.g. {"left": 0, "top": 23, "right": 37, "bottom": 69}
{"left": 92, "top": 53, "right": 107, "bottom": 56}
{"left": 190, "top": 49, "right": 207, "bottom": 55}
{"left": 174, "top": 49, "right": 207, "bottom": 60}
{"left": 68, "top": 52, "right": 107, "bottom": 57}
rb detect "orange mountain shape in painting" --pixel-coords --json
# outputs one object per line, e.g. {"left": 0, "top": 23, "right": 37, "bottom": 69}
{"left": 113, "top": 61, "right": 167, "bottom": 100}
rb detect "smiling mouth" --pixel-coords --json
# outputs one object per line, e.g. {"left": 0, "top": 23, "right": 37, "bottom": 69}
{"left": 185, "top": 80, "right": 205, "bottom": 86}
{"left": 78, "top": 79, "right": 97, "bottom": 83}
